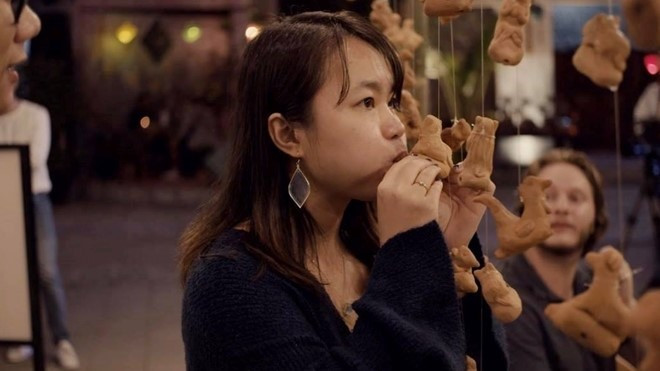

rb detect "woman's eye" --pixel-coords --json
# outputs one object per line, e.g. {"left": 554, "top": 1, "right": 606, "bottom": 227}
{"left": 388, "top": 98, "right": 401, "bottom": 111}
{"left": 361, "top": 97, "right": 375, "bottom": 108}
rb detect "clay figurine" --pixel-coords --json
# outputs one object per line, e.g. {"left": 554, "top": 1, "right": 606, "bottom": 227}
{"left": 544, "top": 247, "right": 632, "bottom": 357}
{"left": 441, "top": 118, "right": 472, "bottom": 152}
{"left": 422, "top": 0, "right": 474, "bottom": 19}
{"left": 369, "top": 0, "right": 401, "bottom": 32}
{"left": 488, "top": 0, "right": 532, "bottom": 65}
{"left": 410, "top": 115, "right": 454, "bottom": 178}
{"left": 622, "top": 0, "right": 660, "bottom": 51}
{"left": 572, "top": 13, "right": 631, "bottom": 89}
{"left": 457, "top": 116, "right": 498, "bottom": 192}
{"left": 384, "top": 19, "right": 423, "bottom": 56}
{"left": 451, "top": 245, "right": 480, "bottom": 297}
{"left": 396, "top": 90, "right": 423, "bottom": 141}
{"left": 474, "top": 261, "right": 522, "bottom": 323}
{"left": 466, "top": 355, "right": 477, "bottom": 371}
{"left": 473, "top": 176, "right": 552, "bottom": 259}
{"left": 630, "top": 289, "right": 660, "bottom": 371}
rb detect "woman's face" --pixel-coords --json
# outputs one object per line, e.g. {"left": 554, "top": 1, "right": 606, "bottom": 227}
{"left": 0, "top": 1, "right": 41, "bottom": 113}
{"left": 300, "top": 37, "right": 407, "bottom": 202}
{"left": 538, "top": 162, "right": 597, "bottom": 254}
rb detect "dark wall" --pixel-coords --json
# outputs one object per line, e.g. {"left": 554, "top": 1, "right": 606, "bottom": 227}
{"left": 555, "top": 50, "right": 654, "bottom": 150}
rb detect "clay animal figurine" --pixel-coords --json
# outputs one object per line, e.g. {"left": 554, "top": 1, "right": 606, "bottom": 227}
{"left": 572, "top": 13, "right": 631, "bottom": 89}
{"left": 396, "top": 90, "right": 423, "bottom": 141}
{"left": 441, "top": 118, "right": 472, "bottom": 152}
{"left": 488, "top": 0, "right": 532, "bottom": 65}
{"left": 422, "top": 0, "right": 474, "bottom": 19}
{"left": 466, "top": 355, "right": 477, "bottom": 371}
{"left": 369, "top": 0, "right": 401, "bottom": 31}
{"left": 451, "top": 245, "right": 480, "bottom": 297}
{"left": 630, "top": 288, "right": 660, "bottom": 371}
{"left": 457, "top": 116, "right": 498, "bottom": 192}
{"left": 545, "top": 247, "right": 632, "bottom": 357}
{"left": 622, "top": 0, "right": 660, "bottom": 51}
{"left": 474, "top": 261, "right": 522, "bottom": 323}
{"left": 384, "top": 19, "right": 423, "bottom": 56}
{"left": 473, "top": 175, "right": 552, "bottom": 259}
{"left": 411, "top": 115, "right": 454, "bottom": 178}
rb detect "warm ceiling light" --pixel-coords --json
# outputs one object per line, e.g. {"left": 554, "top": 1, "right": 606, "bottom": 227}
{"left": 116, "top": 22, "right": 138, "bottom": 45}
{"left": 183, "top": 25, "right": 202, "bottom": 44}
{"left": 245, "top": 24, "right": 261, "bottom": 41}
{"left": 644, "top": 54, "right": 659, "bottom": 75}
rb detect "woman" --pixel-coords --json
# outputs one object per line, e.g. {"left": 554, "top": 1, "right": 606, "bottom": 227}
{"left": 180, "top": 11, "right": 508, "bottom": 370}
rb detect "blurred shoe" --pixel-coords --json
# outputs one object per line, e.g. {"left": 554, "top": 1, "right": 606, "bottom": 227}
{"left": 55, "top": 340, "right": 80, "bottom": 369}
{"left": 5, "top": 345, "right": 33, "bottom": 363}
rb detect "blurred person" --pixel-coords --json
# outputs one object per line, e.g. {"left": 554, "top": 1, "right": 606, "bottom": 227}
{"left": 179, "top": 11, "right": 509, "bottom": 370}
{"left": 0, "top": 1, "right": 79, "bottom": 368}
{"left": 500, "top": 148, "right": 635, "bottom": 371}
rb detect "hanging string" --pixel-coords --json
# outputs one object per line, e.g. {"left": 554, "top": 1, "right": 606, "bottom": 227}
{"left": 515, "top": 68, "right": 522, "bottom": 186}
{"left": 479, "top": 0, "right": 487, "bottom": 368}
{"left": 450, "top": 20, "right": 459, "bottom": 124}
{"left": 614, "top": 91, "right": 626, "bottom": 252}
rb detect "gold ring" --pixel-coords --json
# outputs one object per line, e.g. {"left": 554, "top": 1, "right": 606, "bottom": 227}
{"left": 414, "top": 181, "right": 430, "bottom": 192}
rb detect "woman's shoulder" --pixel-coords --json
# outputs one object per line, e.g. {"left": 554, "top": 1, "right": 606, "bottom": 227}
{"left": 186, "top": 229, "right": 260, "bottom": 285}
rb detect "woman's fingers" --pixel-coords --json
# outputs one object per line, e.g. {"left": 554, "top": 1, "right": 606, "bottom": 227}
{"left": 413, "top": 165, "right": 442, "bottom": 195}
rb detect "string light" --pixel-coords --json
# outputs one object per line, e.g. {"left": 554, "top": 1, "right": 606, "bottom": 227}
{"left": 116, "top": 22, "right": 138, "bottom": 45}
{"left": 182, "top": 25, "right": 202, "bottom": 44}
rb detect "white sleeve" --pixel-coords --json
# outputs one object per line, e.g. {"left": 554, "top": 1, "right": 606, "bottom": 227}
{"left": 29, "top": 106, "right": 51, "bottom": 171}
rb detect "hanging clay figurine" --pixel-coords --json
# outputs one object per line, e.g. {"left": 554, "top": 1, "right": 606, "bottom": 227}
{"left": 441, "top": 118, "right": 472, "bottom": 152}
{"left": 451, "top": 245, "right": 480, "bottom": 297}
{"left": 622, "top": 0, "right": 660, "bottom": 51}
{"left": 411, "top": 115, "right": 454, "bottom": 178}
{"left": 457, "top": 116, "right": 498, "bottom": 192}
{"left": 473, "top": 175, "right": 552, "bottom": 259}
{"left": 466, "top": 355, "right": 477, "bottom": 371}
{"left": 397, "top": 90, "right": 423, "bottom": 141}
{"left": 422, "top": 0, "right": 474, "bottom": 19}
{"left": 544, "top": 247, "right": 632, "bottom": 357}
{"left": 630, "top": 289, "right": 660, "bottom": 371}
{"left": 384, "top": 19, "right": 424, "bottom": 56}
{"left": 369, "top": 0, "right": 402, "bottom": 32}
{"left": 474, "top": 261, "right": 522, "bottom": 323}
{"left": 488, "top": 0, "right": 532, "bottom": 65}
{"left": 399, "top": 50, "right": 417, "bottom": 91}
{"left": 572, "top": 13, "right": 631, "bottom": 89}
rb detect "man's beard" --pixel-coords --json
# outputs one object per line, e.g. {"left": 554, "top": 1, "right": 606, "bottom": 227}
{"left": 538, "top": 227, "right": 593, "bottom": 257}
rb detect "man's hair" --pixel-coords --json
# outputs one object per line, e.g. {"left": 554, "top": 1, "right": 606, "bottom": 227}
{"left": 522, "top": 148, "right": 609, "bottom": 255}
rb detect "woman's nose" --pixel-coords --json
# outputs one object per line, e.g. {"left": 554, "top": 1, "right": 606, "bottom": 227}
{"left": 15, "top": 6, "right": 41, "bottom": 43}
{"left": 381, "top": 107, "right": 405, "bottom": 140}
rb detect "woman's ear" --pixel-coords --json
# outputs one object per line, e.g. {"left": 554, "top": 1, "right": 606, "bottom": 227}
{"left": 267, "top": 113, "right": 305, "bottom": 158}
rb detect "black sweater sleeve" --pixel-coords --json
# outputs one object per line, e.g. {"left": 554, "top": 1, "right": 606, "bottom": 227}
{"left": 182, "top": 222, "right": 504, "bottom": 370}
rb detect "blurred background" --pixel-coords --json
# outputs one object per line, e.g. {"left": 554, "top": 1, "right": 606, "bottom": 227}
{"left": 1, "top": 0, "right": 658, "bottom": 369}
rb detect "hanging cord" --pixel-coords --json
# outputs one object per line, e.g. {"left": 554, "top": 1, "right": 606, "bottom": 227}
{"left": 450, "top": 20, "right": 459, "bottom": 124}
{"left": 479, "top": 0, "right": 487, "bottom": 368}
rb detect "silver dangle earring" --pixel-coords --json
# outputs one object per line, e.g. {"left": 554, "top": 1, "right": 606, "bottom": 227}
{"left": 288, "top": 159, "right": 310, "bottom": 208}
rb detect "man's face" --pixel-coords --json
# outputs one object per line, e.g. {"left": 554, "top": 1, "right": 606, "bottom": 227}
{"left": 538, "top": 162, "right": 597, "bottom": 254}
{"left": 0, "top": 1, "right": 40, "bottom": 112}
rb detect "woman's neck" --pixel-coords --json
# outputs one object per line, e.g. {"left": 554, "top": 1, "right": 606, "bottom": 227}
{"left": 524, "top": 246, "right": 581, "bottom": 300}
{"left": 304, "top": 190, "right": 349, "bottom": 258}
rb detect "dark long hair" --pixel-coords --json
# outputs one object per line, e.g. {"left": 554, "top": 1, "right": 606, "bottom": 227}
{"left": 522, "top": 148, "right": 609, "bottom": 255}
{"left": 179, "top": 11, "right": 404, "bottom": 288}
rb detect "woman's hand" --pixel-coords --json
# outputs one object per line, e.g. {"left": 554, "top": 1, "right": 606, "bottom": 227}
{"left": 437, "top": 163, "right": 495, "bottom": 249}
{"left": 377, "top": 156, "right": 444, "bottom": 246}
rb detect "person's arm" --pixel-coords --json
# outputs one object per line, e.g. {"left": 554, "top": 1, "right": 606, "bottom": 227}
{"left": 183, "top": 222, "right": 471, "bottom": 371}
{"left": 29, "top": 106, "right": 51, "bottom": 172}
